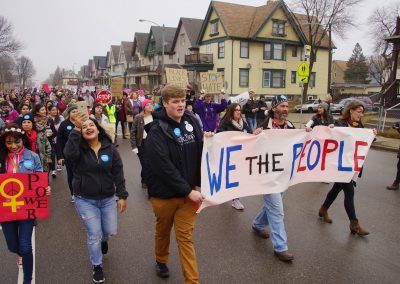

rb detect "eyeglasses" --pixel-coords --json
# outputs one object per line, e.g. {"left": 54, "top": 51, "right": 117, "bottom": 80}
{"left": 234, "top": 109, "right": 241, "bottom": 112}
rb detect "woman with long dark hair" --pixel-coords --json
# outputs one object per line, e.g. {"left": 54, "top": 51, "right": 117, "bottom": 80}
{"left": 217, "top": 103, "right": 251, "bottom": 210}
{"left": 305, "top": 102, "right": 334, "bottom": 130}
{"left": 0, "top": 123, "right": 49, "bottom": 284}
{"left": 318, "top": 100, "right": 377, "bottom": 236}
{"left": 64, "top": 115, "right": 128, "bottom": 283}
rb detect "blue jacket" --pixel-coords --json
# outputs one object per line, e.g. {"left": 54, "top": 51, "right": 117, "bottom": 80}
{"left": 0, "top": 148, "right": 43, "bottom": 174}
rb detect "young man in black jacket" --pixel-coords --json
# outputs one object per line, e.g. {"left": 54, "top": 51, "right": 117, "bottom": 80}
{"left": 145, "top": 85, "right": 204, "bottom": 283}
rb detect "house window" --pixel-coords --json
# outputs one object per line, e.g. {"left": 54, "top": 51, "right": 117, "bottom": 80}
{"left": 264, "top": 43, "right": 284, "bottom": 60}
{"left": 239, "top": 69, "right": 249, "bottom": 87}
{"left": 217, "top": 68, "right": 225, "bottom": 82}
{"left": 292, "top": 46, "right": 297, "bottom": 57}
{"left": 263, "top": 70, "right": 285, "bottom": 88}
{"left": 218, "top": 41, "right": 225, "bottom": 58}
{"left": 210, "top": 20, "right": 219, "bottom": 35}
{"left": 169, "top": 54, "right": 173, "bottom": 60}
{"left": 180, "top": 34, "right": 185, "bottom": 46}
{"left": 291, "top": 71, "right": 297, "bottom": 83}
{"left": 240, "top": 41, "right": 249, "bottom": 58}
{"left": 272, "top": 20, "right": 285, "bottom": 36}
{"left": 206, "top": 44, "right": 211, "bottom": 54}
{"left": 309, "top": 72, "right": 316, "bottom": 87}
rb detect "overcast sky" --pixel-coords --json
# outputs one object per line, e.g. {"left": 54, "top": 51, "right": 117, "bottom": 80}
{"left": 1, "top": 0, "right": 398, "bottom": 84}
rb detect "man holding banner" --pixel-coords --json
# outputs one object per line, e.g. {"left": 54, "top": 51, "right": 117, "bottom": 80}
{"left": 251, "top": 95, "right": 295, "bottom": 262}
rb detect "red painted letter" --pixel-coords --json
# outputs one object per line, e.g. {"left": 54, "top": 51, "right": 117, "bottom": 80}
{"left": 298, "top": 140, "right": 311, "bottom": 172}
{"left": 354, "top": 141, "right": 368, "bottom": 171}
{"left": 321, "top": 139, "right": 338, "bottom": 170}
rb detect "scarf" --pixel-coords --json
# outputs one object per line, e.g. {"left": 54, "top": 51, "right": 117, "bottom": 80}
{"left": 34, "top": 116, "right": 48, "bottom": 132}
{"left": 7, "top": 146, "right": 24, "bottom": 173}
{"left": 272, "top": 119, "right": 288, "bottom": 129}
{"left": 231, "top": 118, "right": 244, "bottom": 131}
{"left": 26, "top": 130, "right": 37, "bottom": 153}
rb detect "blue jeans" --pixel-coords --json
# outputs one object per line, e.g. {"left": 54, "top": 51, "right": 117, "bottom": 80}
{"left": 74, "top": 196, "right": 117, "bottom": 266}
{"left": 252, "top": 193, "right": 288, "bottom": 252}
{"left": 246, "top": 117, "right": 256, "bottom": 132}
{"left": 1, "top": 220, "right": 34, "bottom": 284}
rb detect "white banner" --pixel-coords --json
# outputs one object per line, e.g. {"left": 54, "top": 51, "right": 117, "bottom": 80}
{"left": 229, "top": 92, "right": 249, "bottom": 106}
{"left": 198, "top": 127, "right": 375, "bottom": 212}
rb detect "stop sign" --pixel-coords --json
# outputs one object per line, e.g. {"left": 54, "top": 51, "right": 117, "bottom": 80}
{"left": 97, "top": 90, "right": 112, "bottom": 104}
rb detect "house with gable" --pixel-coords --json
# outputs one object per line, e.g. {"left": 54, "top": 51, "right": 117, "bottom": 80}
{"left": 118, "top": 41, "right": 133, "bottom": 87}
{"left": 107, "top": 45, "right": 121, "bottom": 78}
{"left": 196, "top": 0, "right": 332, "bottom": 99}
{"left": 126, "top": 32, "right": 150, "bottom": 89}
{"left": 171, "top": 17, "right": 205, "bottom": 88}
{"left": 142, "top": 25, "right": 177, "bottom": 91}
{"left": 93, "top": 55, "right": 107, "bottom": 85}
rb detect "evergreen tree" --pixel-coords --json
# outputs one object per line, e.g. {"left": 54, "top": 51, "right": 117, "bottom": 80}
{"left": 344, "top": 43, "right": 370, "bottom": 84}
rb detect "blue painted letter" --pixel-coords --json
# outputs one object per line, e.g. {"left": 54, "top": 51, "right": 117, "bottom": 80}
{"left": 338, "top": 141, "right": 352, "bottom": 172}
{"left": 291, "top": 143, "right": 304, "bottom": 179}
{"left": 226, "top": 145, "right": 242, "bottom": 189}
{"left": 206, "top": 148, "right": 224, "bottom": 196}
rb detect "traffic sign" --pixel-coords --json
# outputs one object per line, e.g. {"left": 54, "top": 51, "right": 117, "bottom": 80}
{"left": 304, "top": 45, "right": 311, "bottom": 57}
{"left": 299, "top": 76, "right": 309, "bottom": 84}
{"left": 97, "top": 90, "right": 112, "bottom": 104}
{"left": 298, "top": 61, "right": 309, "bottom": 77}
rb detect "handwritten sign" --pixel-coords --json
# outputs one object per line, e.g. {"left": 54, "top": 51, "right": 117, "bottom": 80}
{"left": 198, "top": 127, "right": 375, "bottom": 212}
{"left": 200, "top": 72, "right": 224, "bottom": 94}
{"left": 111, "top": 77, "right": 124, "bottom": 98}
{"left": 229, "top": 92, "right": 250, "bottom": 106}
{"left": 0, "top": 173, "right": 49, "bottom": 222}
{"left": 165, "top": 68, "right": 189, "bottom": 89}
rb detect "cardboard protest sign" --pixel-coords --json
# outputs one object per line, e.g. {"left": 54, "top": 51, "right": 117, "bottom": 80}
{"left": 166, "top": 68, "right": 189, "bottom": 89}
{"left": 198, "top": 127, "right": 375, "bottom": 212}
{"left": 229, "top": 92, "right": 250, "bottom": 106}
{"left": 111, "top": 77, "right": 124, "bottom": 98}
{"left": 0, "top": 173, "right": 49, "bottom": 222}
{"left": 200, "top": 72, "right": 224, "bottom": 94}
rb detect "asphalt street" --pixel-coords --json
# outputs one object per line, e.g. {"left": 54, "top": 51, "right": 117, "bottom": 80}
{"left": 1, "top": 136, "right": 400, "bottom": 284}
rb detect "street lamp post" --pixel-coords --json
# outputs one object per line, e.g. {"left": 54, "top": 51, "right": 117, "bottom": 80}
{"left": 139, "top": 19, "right": 165, "bottom": 85}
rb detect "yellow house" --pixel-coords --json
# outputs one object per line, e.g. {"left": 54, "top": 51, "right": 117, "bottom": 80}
{"left": 196, "top": 0, "right": 331, "bottom": 100}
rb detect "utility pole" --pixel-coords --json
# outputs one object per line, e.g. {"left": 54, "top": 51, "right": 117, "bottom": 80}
{"left": 327, "top": 23, "right": 332, "bottom": 96}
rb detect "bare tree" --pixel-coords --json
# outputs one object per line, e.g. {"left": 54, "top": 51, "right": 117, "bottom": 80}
{"left": 368, "top": 3, "right": 400, "bottom": 87}
{"left": 0, "top": 15, "right": 22, "bottom": 57}
{"left": 287, "top": 0, "right": 363, "bottom": 100}
{"left": 0, "top": 56, "right": 16, "bottom": 90}
{"left": 14, "top": 55, "right": 35, "bottom": 90}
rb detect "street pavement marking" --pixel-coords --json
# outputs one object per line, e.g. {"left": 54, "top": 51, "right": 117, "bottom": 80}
{"left": 17, "top": 227, "right": 35, "bottom": 284}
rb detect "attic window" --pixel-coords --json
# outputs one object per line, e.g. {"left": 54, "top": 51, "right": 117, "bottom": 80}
{"left": 272, "top": 20, "right": 286, "bottom": 37}
{"left": 210, "top": 19, "right": 219, "bottom": 36}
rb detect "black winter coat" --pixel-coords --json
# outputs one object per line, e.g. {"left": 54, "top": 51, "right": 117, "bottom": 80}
{"left": 217, "top": 119, "right": 251, "bottom": 133}
{"left": 145, "top": 110, "right": 203, "bottom": 199}
{"left": 64, "top": 130, "right": 128, "bottom": 200}
{"left": 56, "top": 119, "right": 75, "bottom": 159}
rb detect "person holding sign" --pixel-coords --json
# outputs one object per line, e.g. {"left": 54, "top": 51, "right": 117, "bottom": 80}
{"left": 251, "top": 95, "right": 295, "bottom": 262}
{"left": 217, "top": 103, "right": 251, "bottom": 210}
{"left": 194, "top": 89, "right": 227, "bottom": 132}
{"left": 64, "top": 115, "right": 128, "bottom": 283}
{"left": 0, "top": 123, "right": 49, "bottom": 284}
{"left": 304, "top": 102, "right": 334, "bottom": 131}
{"left": 319, "top": 101, "right": 376, "bottom": 236}
{"left": 145, "top": 85, "right": 204, "bottom": 283}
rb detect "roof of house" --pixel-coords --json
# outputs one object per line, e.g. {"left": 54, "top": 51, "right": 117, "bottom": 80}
{"left": 333, "top": 60, "right": 348, "bottom": 72}
{"left": 198, "top": 1, "right": 331, "bottom": 48}
{"left": 172, "top": 18, "right": 204, "bottom": 50}
{"left": 121, "top": 41, "right": 133, "bottom": 62}
{"left": 132, "top": 32, "right": 149, "bottom": 56}
{"left": 93, "top": 56, "right": 107, "bottom": 69}
{"left": 145, "top": 26, "right": 177, "bottom": 55}
{"left": 111, "top": 45, "right": 120, "bottom": 62}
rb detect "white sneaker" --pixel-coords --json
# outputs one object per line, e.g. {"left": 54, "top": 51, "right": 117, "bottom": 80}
{"left": 71, "top": 195, "right": 75, "bottom": 203}
{"left": 232, "top": 199, "right": 244, "bottom": 210}
{"left": 51, "top": 170, "right": 57, "bottom": 178}
{"left": 56, "top": 165, "right": 62, "bottom": 172}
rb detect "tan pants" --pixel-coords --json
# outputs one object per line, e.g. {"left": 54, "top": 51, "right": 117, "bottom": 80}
{"left": 150, "top": 197, "right": 199, "bottom": 284}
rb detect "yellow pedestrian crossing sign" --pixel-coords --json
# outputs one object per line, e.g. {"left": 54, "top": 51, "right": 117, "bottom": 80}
{"left": 298, "top": 61, "right": 309, "bottom": 77}
{"left": 299, "top": 76, "right": 308, "bottom": 83}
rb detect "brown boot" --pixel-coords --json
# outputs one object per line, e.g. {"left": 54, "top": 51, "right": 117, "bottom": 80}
{"left": 349, "top": 219, "right": 369, "bottom": 236}
{"left": 318, "top": 206, "right": 332, "bottom": 223}
{"left": 386, "top": 181, "right": 399, "bottom": 190}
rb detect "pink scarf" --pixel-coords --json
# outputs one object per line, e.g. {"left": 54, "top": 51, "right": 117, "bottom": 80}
{"left": 7, "top": 146, "right": 24, "bottom": 173}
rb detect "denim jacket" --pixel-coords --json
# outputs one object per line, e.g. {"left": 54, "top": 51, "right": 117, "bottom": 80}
{"left": 17, "top": 149, "right": 43, "bottom": 173}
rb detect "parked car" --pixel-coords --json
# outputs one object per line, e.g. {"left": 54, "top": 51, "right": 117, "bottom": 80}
{"left": 329, "top": 103, "right": 343, "bottom": 114}
{"left": 294, "top": 99, "right": 322, "bottom": 113}
{"left": 338, "top": 97, "right": 373, "bottom": 113}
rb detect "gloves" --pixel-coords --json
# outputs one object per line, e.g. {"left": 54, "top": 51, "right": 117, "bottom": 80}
{"left": 132, "top": 148, "right": 138, "bottom": 154}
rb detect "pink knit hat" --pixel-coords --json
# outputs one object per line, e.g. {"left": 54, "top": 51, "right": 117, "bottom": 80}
{"left": 141, "top": 99, "right": 152, "bottom": 109}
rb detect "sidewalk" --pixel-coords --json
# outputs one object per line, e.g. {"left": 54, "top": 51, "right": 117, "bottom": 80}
{"left": 371, "top": 136, "right": 399, "bottom": 152}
